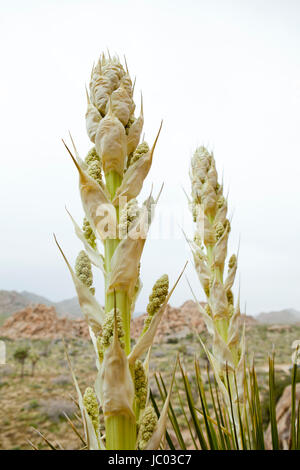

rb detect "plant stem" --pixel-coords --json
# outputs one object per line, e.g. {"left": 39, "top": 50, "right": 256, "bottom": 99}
{"left": 104, "top": 170, "right": 135, "bottom": 448}
{"left": 105, "top": 415, "right": 136, "bottom": 450}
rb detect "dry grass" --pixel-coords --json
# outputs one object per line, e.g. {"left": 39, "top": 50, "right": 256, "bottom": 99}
{"left": 0, "top": 324, "right": 299, "bottom": 449}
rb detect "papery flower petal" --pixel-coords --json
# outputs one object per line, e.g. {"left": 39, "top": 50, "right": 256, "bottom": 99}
{"left": 113, "top": 122, "right": 162, "bottom": 205}
{"left": 107, "top": 197, "right": 154, "bottom": 298}
{"left": 100, "top": 310, "right": 135, "bottom": 420}
{"left": 95, "top": 104, "right": 127, "bottom": 176}
{"left": 127, "top": 99, "right": 144, "bottom": 155}
{"left": 65, "top": 347, "right": 105, "bottom": 449}
{"left": 63, "top": 140, "right": 117, "bottom": 241}
{"left": 86, "top": 95, "right": 102, "bottom": 143}
{"left": 66, "top": 208, "right": 105, "bottom": 272}
{"left": 106, "top": 82, "right": 134, "bottom": 126}
{"left": 213, "top": 226, "right": 229, "bottom": 268}
{"left": 209, "top": 279, "right": 228, "bottom": 320}
{"left": 54, "top": 236, "right": 105, "bottom": 331}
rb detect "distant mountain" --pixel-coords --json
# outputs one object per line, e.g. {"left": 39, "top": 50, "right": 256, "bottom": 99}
{"left": 257, "top": 308, "right": 300, "bottom": 324}
{"left": 54, "top": 297, "right": 82, "bottom": 318}
{"left": 20, "top": 291, "right": 53, "bottom": 307}
{"left": 0, "top": 290, "right": 82, "bottom": 322}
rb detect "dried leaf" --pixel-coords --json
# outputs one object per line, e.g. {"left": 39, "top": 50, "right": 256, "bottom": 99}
{"left": 95, "top": 104, "right": 127, "bottom": 176}
{"left": 224, "top": 261, "right": 237, "bottom": 292}
{"left": 209, "top": 279, "right": 228, "bottom": 320}
{"left": 213, "top": 226, "right": 229, "bottom": 268}
{"left": 127, "top": 103, "right": 144, "bottom": 155}
{"left": 113, "top": 122, "right": 162, "bottom": 204}
{"left": 65, "top": 347, "right": 104, "bottom": 450}
{"left": 63, "top": 140, "right": 117, "bottom": 241}
{"left": 107, "top": 200, "right": 153, "bottom": 298}
{"left": 100, "top": 310, "right": 135, "bottom": 420}
{"left": 66, "top": 208, "right": 105, "bottom": 272}
{"left": 212, "top": 328, "right": 235, "bottom": 370}
{"left": 106, "top": 83, "right": 133, "bottom": 126}
{"left": 54, "top": 235, "right": 104, "bottom": 330}
{"left": 198, "top": 336, "right": 229, "bottom": 406}
{"left": 191, "top": 245, "right": 210, "bottom": 293}
{"left": 86, "top": 100, "right": 102, "bottom": 143}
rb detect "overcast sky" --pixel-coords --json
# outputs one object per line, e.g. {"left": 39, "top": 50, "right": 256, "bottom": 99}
{"left": 0, "top": 0, "right": 299, "bottom": 316}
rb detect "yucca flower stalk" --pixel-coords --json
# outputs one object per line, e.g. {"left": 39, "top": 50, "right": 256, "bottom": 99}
{"left": 55, "top": 53, "right": 184, "bottom": 450}
{"left": 188, "top": 146, "right": 245, "bottom": 429}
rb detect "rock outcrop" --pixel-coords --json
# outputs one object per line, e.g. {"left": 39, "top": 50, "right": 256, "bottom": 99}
{"left": 265, "top": 383, "right": 300, "bottom": 449}
{"left": 0, "top": 300, "right": 256, "bottom": 343}
{"left": 0, "top": 304, "right": 89, "bottom": 340}
{"left": 131, "top": 300, "right": 206, "bottom": 343}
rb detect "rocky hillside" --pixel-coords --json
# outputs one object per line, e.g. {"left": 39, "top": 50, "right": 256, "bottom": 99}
{"left": 257, "top": 308, "right": 300, "bottom": 324}
{"left": 0, "top": 304, "right": 88, "bottom": 340}
{"left": 0, "top": 300, "right": 208, "bottom": 343}
{"left": 0, "top": 296, "right": 258, "bottom": 343}
{"left": 131, "top": 300, "right": 206, "bottom": 343}
{"left": 0, "top": 290, "right": 81, "bottom": 322}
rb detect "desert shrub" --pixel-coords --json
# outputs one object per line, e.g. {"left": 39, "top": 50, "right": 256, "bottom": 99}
{"left": 24, "top": 399, "right": 40, "bottom": 410}
{"left": 40, "top": 399, "right": 76, "bottom": 422}
{"left": 51, "top": 375, "right": 71, "bottom": 386}
{"left": 178, "top": 345, "right": 187, "bottom": 354}
{"left": 166, "top": 337, "right": 179, "bottom": 344}
{"left": 13, "top": 345, "right": 30, "bottom": 378}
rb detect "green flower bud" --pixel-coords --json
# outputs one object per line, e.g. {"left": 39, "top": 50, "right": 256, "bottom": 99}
{"left": 215, "top": 222, "right": 225, "bottom": 241}
{"left": 83, "top": 387, "right": 100, "bottom": 434}
{"left": 205, "top": 303, "right": 212, "bottom": 317}
{"left": 82, "top": 217, "right": 97, "bottom": 250}
{"left": 137, "top": 405, "right": 158, "bottom": 450}
{"left": 228, "top": 254, "right": 237, "bottom": 270}
{"left": 98, "top": 309, "right": 125, "bottom": 358}
{"left": 217, "top": 195, "right": 226, "bottom": 209}
{"left": 143, "top": 274, "right": 169, "bottom": 334}
{"left": 193, "top": 233, "right": 203, "bottom": 248}
{"left": 134, "top": 360, "right": 148, "bottom": 410}
{"left": 119, "top": 199, "right": 140, "bottom": 237}
{"left": 75, "top": 250, "right": 94, "bottom": 294}
{"left": 226, "top": 289, "right": 234, "bottom": 305}
{"left": 130, "top": 141, "right": 149, "bottom": 166}
{"left": 85, "top": 146, "right": 100, "bottom": 166}
{"left": 85, "top": 147, "right": 103, "bottom": 186}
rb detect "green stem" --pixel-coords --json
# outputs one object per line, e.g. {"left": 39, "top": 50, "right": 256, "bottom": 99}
{"left": 104, "top": 170, "right": 135, "bottom": 448}
{"left": 105, "top": 415, "right": 136, "bottom": 450}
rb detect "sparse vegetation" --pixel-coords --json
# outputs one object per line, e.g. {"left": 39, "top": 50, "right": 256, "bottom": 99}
{"left": 0, "top": 326, "right": 299, "bottom": 449}
{"left": 13, "top": 346, "right": 30, "bottom": 379}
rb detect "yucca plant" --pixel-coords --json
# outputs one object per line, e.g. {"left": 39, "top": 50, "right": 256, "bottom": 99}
{"left": 151, "top": 353, "right": 300, "bottom": 450}
{"left": 149, "top": 145, "right": 300, "bottom": 450}
{"left": 187, "top": 146, "right": 245, "bottom": 431}
{"left": 53, "top": 53, "right": 185, "bottom": 450}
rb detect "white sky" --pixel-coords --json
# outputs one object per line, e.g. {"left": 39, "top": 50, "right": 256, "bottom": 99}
{"left": 0, "top": 0, "right": 300, "bottom": 316}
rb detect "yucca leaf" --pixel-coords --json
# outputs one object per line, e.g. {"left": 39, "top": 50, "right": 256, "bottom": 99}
{"left": 195, "top": 360, "right": 219, "bottom": 449}
{"left": 178, "top": 358, "right": 208, "bottom": 449}
{"left": 155, "top": 372, "right": 187, "bottom": 450}
{"left": 149, "top": 389, "right": 175, "bottom": 450}
{"left": 174, "top": 377, "right": 199, "bottom": 450}
{"left": 268, "top": 355, "right": 279, "bottom": 450}
{"left": 225, "top": 364, "right": 239, "bottom": 450}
